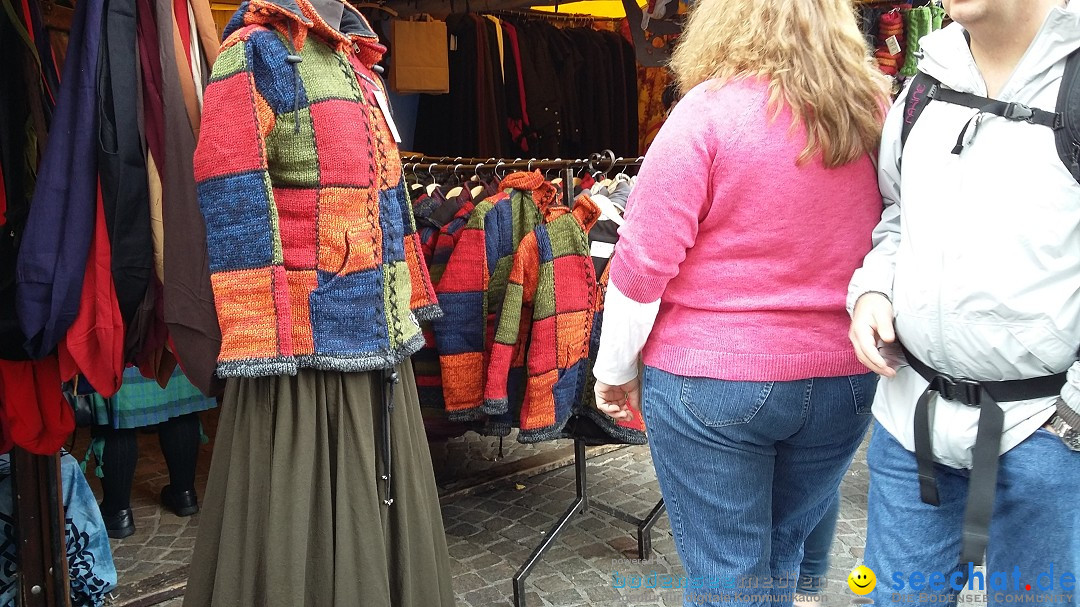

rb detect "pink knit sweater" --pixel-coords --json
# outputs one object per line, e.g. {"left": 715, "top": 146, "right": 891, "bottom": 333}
{"left": 610, "top": 78, "right": 883, "bottom": 382}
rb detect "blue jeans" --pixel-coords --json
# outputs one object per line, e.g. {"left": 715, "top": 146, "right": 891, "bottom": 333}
{"left": 865, "top": 422, "right": 1080, "bottom": 606}
{"left": 798, "top": 490, "right": 840, "bottom": 594}
{"left": 641, "top": 366, "right": 875, "bottom": 607}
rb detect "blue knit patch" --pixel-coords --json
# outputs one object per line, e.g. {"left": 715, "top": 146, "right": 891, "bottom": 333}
{"left": 310, "top": 268, "right": 389, "bottom": 353}
{"left": 554, "top": 359, "right": 588, "bottom": 424}
{"left": 432, "top": 291, "right": 484, "bottom": 355}
{"left": 247, "top": 29, "right": 310, "bottom": 115}
{"left": 535, "top": 224, "right": 554, "bottom": 264}
{"left": 485, "top": 202, "right": 514, "bottom": 273}
{"left": 197, "top": 171, "right": 274, "bottom": 272}
{"left": 378, "top": 187, "right": 407, "bottom": 263}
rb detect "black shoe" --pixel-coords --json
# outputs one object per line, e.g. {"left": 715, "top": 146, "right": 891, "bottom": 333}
{"left": 100, "top": 507, "right": 135, "bottom": 539}
{"left": 160, "top": 485, "right": 199, "bottom": 517}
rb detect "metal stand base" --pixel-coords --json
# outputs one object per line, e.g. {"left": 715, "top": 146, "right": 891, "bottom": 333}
{"left": 511, "top": 439, "right": 667, "bottom": 607}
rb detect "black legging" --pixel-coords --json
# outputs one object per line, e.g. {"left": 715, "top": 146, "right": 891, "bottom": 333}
{"left": 95, "top": 412, "right": 201, "bottom": 515}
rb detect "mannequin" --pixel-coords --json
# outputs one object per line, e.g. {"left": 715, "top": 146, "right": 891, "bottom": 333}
{"left": 182, "top": 0, "right": 453, "bottom": 605}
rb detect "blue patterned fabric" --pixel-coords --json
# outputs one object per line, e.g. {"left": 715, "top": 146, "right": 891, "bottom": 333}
{"left": 0, "top": 452, "right": 117, "bottom": 607}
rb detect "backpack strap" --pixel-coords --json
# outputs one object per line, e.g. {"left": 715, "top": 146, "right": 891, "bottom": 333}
{"left": 1054, "top": 48, "right": 1080, "bottom": 183}
{"left": 900, "top": 71, "right": 941, "bottom": 151}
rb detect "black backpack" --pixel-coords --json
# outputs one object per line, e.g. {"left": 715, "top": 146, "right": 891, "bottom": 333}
{"left": 900, "top": 47, "right": 1080, "bottom": 183}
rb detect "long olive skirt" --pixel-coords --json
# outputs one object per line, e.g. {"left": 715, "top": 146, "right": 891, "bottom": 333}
{"left": 183, "top": 361, "right": 455, "bottom": 607}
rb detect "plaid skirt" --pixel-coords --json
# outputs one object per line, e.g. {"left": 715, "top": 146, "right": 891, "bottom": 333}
{"left": 90, "top": 366, "right": 216, "bottom": 429}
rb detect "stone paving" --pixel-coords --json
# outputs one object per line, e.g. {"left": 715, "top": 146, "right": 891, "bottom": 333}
{"left": 90, "top": 412, "right": 885, "bottom": 606}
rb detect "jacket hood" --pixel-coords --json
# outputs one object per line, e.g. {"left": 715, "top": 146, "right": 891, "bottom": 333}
{"left": 917, "top": 2, "right": 1080, "bottom": 95}
{"left": 223, "top": 0, "right": 378, "bottom": 47}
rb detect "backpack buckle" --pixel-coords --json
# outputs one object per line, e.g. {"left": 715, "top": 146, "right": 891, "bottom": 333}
{"left": 1003, "top": 102, "right": 1035, "bottom": 123}
{"left": 930, "top": 375, "right": 982, "bottom": 407}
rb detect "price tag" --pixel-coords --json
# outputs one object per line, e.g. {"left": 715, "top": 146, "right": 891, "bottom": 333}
{"left": 590, "top": 241, "right": 615, "bottom": 259}
{"left": 886, "top": 35, "right": 902, "bottom": 56}
{"left": 372, "top": 88, "right": 402, "bottom": 144}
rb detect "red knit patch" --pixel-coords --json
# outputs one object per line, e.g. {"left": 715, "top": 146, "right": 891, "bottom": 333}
{"left": 526, "top": 316, "right": 557, "bottom": 374}
{"left": 553, "top": 256, "right": 593, "bottom": 313}
{"left": 274, "top": 187, "right": 319, "bottom": 269}
{"left": 194, "top": 73, "right": 263, "bottom": 182}
{"left": 309, "top": 99, "right": 372, "bottom": 186}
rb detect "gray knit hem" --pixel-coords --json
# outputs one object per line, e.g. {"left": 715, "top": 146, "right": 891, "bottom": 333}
{"left": 215, "top": 332, "right": 426, "bottom": 378}
{"left": 518, "top": 409, "right": 648, "bottom": 445}
{"left": 1056, "top": 397, "right": 1080, "bottom": 428}
{"left": 577, "top": 408, "right": 648, "bottom": 445}
{"left": 482, "top": 420, "right": 513, "bottom": 437}
{"left": 447, "top": 408, "right": 487, "bottom": 423}
{"left": 413, "top": 304, "right": 443, "bottom": 322}
{"left": 481, "top": 398, "right": 509, "bottom": 416}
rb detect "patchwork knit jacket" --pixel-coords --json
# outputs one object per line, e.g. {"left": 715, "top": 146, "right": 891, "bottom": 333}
{"left": 434, "top": 171, "right": 557, "bottom": 424}
{"left": 193, "top": 0, "right": 439, "bottom": 378}
{"left": 484, "top": 196, "right": 647, "bottom": 443}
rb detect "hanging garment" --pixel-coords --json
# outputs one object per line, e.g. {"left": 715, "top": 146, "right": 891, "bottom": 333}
{"left": 484, "top": 196, "right": 646, "bottom": 443}
{"left": 98, "top": 0, "right": 152, "bottom": 324}
{"left": 433, "top": 171, "right": 557, "bottom": 426}
{"left": 0, "top": 356, "right": 74, "bottom": 454}
{"left": 158, "top": 0, "right": 224, "bottom": 396}
{"left": 89, "top": 366, "right": 215, "bottom": 429}
{"left": 15, "top": 0, "right": 106, "bottom": 359}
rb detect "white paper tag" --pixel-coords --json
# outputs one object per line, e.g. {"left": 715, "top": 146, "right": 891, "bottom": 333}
{"left": 590, "top": 241, "right": 615, "bottom": 259}
{"left": 373, "top": 88, "right": 402, "bottom": 144}
{"left": 886, "top": 35, "right": 902, "bottom": 56}
{"left": 450, "top": 35, "right": 458, "bottom": 51}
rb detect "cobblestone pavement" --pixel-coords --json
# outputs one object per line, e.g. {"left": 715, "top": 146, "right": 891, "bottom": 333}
{"left": 440, "top": 433, "right": 872, "bottom": 607}
{"left": 95, "top": 413, "right": 885, "bottom": 606}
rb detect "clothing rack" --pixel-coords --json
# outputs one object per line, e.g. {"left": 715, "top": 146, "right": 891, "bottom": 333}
{"left": 486, "top": 8, "right": 622, "bottom": 25}
{"left": 401, "top": 152, "right": 664, "bottom": 607}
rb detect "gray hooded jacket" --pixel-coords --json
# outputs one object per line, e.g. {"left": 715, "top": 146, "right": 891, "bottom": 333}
{"left": 847, "top": 2, "right": 1080, "bottom": 468}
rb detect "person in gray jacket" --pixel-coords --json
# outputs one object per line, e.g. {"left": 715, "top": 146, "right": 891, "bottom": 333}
{"left": 848, "top": 1, "right": 1080, "bottom": 604}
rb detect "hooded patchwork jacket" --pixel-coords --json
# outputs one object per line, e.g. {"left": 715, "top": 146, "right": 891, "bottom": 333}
{"left": 484, "top": 196, "right": 646, "bottom": 444}
{"left": 433, "top": 171, "right": 557, "bottom": 422}
{"left": 194, "top": 0, "right": 439, "bottom": 378}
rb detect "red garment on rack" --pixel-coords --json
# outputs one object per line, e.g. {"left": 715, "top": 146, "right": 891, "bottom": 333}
{"left": 58, "top": 183, "right": 124, "bottom": 398}
{"left": 0, "top": 357, "right": 73, "bottom": 455}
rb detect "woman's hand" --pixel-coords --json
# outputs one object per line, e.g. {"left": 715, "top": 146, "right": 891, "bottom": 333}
{"left": 595, "top": 377, "right": 642, "bottom": 421}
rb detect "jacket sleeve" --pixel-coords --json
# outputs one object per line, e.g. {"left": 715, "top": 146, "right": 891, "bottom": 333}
{"left": 433, "top": 210, "right": 491, "bottom": 415}
{"left": 398, "top": 183, "right": 441, "bottom": 321}
{"left": 191, "top": 32, "right": 283, "bottom": 364}
{"left": 484, "top": 231, "right": 540, "bottom": 412}
{"left": 847, "top": 91, "right": 907, "bottom": 314}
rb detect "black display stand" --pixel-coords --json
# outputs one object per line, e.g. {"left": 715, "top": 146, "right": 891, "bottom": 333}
{"left": 512, "top": 438, "right": 666, "bottom": 607}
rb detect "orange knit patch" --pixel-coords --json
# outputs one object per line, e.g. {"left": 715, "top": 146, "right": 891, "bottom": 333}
{"left": 441, "top": 352, "right": 485, "bottom": 412}
{"left": 555, "top": 310, "right": 591, "bottom": 369}
{"left": 254, "top": 90, "right": 276, "bottom": 139}
{"left": 286, "top": 269, "right": 318, "bottom": 356}
{"left": 211, "top": 267, "right": 278, "bottom": 361}
{"left": 520, "top": 369, "right": 558, "bottom": 431}
{"left": 317, "top": 187, "right": 380, "bottom": 274}
{"left": 404, "top": 236, "right": 433, "bottom": 309}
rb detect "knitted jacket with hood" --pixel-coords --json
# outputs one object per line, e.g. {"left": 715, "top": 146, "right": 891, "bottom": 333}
{"left": 194, "top": 0, "right": 439, "bottom": 378}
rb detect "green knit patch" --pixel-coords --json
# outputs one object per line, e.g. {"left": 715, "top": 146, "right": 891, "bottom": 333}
{"left": 265, "top": 173, "right": 284, "bottom": 264}
{"left": 384, "top": 260, "right": 415, "bottom": 347}
{"left": 533, "top": 262, "right": 556, "bottom": 320}
{"left": 265, "top": 107, "right": 320, "bottom": 187}
{"left": 487, "top": 256, "right": 515, "bottom": 314}
{"left": 297, "top": 39, "right": 362, "bottom": 103}
{"left": 548, "top": 219, "right": 586, "bottom": 259}
{"left": 495, "top": 283, "right": 524, "bottom": 344}
{"left": 210, "top": 42, "right": 247, "bottom": 81}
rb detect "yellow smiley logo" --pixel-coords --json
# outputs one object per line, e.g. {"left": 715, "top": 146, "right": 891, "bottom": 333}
{"left": 847, "top": 565, "right": 877, "bottom": 595}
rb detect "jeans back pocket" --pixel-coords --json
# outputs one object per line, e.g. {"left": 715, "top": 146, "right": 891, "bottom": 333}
{"left": 679, "top": 377, "right": 774, "bottom": 428}
{"left": 847, "top": 372, "right": 878, "bottom": 415}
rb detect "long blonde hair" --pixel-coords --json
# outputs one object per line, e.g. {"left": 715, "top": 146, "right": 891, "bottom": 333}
{"left": 669, "top": 0, "right": 890, "bottom": 167}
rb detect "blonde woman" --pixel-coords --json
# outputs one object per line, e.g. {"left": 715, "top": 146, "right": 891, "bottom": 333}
{"left": 593, "top": 0, "right": 890, "bottom": 604}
